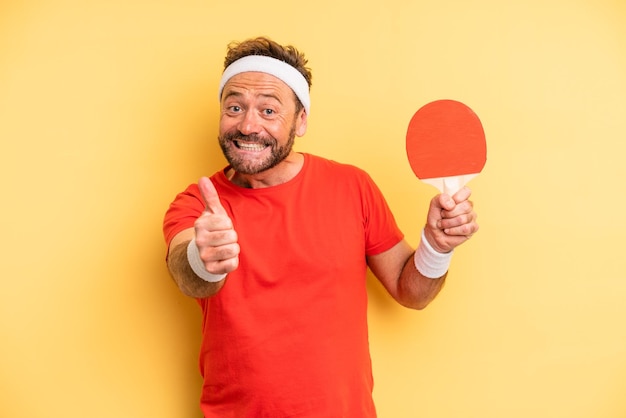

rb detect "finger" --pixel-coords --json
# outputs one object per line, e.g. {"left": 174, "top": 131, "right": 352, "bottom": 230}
{"left": 441, "top": 199, "right": 474, "bottom": 219}
{"left": 443, "top": 221, "right": 479, "bottom": 238}
{"left": 436, "top": 192, "right": 456, "bottom": 211}
{"left": 440, "top": 212, "right": 476, "bottom": 232}
{"left": 452, "top": 186, "right": 472, "bottom": 204}
{"left": 196, "top": 229, "right": 238, "bottom": 247}
{"left": 204, "top": 252, "right": 240, "bottom": 275}
{"left": 441, "top": 187, "right": 474, "bottom": 219}
{"left": 199, "top": 243, "right": 240, "bottom": 273}
{"left": 198, "top": 177, "right": 227, "bottom": 215}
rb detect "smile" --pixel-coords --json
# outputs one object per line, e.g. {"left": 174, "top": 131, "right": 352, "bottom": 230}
{"left": 235, "top": 141, "right": 269, "bottom": 152}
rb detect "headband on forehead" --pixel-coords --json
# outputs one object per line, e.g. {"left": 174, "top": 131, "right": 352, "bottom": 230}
{"left": 218, "top": 55, "right": 311, "bottom": 115}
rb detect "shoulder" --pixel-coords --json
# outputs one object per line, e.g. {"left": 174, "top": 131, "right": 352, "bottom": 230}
{"left": 302, "top": 154, "right": 385, "bottom": 206}
{"left": 304, "top": 153, "right": 372, "bottom": 181}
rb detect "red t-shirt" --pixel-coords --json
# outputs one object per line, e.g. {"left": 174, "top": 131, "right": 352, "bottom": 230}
{"left": 163, "top": 154, "right": 403, "bottom": 417}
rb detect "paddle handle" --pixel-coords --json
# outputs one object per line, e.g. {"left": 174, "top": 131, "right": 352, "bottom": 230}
{"left": 421, "top": 173, "right": 478, "bottom": 195}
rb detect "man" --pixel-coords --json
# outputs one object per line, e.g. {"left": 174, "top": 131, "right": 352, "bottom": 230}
{"left": 163, "top": 36, "right": 478, "bottom": 417}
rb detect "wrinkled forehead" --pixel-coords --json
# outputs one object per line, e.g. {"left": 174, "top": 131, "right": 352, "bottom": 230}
{"left": 218, "top": 55, "right": 310, "bottom": 115}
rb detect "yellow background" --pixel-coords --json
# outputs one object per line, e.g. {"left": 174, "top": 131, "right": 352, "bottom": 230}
{"left": 1, "top": 0, "right": 625, "bottom": 417}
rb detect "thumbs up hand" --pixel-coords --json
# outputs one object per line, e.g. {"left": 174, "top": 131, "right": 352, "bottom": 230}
{"left": 193, "top": 177, "right": 240, "bottom": 275}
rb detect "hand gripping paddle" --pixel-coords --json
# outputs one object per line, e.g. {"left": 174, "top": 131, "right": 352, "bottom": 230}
{"left": 406, "top": 99, "right": 487, "bottom": 195}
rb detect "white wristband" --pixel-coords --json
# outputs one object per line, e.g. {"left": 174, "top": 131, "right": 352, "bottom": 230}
{"left": 187, "top": 238, "right": 227, "bottom": 283}
{"left": 413, "top": 229, "right": 453, "bottom": 279}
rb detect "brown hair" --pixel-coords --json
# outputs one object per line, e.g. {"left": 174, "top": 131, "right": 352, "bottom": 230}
{"left": 223, "top": 36, "right": 313, "bottom": 89}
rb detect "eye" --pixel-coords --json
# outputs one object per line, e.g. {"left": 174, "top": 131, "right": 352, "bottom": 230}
{"left": 229, "top": 105, "right": 242, "bottom": 113}
{"left": 263, "top": 109, "right": 275, "bottom": 116}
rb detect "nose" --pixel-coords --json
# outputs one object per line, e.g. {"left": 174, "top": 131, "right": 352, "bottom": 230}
{"left": 238, "top": 110, "right": 261, "bottom": 136}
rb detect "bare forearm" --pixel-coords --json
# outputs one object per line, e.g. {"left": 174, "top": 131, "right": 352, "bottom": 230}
{"left": 167, "top": 241, "right": 225, "bottom": 298}
{"left": 396, "top": 255, "right": 447, "bottom": 310}
{"left": 367, "top": 240, "right": 447, "bottom": 310}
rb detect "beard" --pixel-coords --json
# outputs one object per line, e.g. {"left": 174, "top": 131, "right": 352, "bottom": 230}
{"left": 218, "top": 124, "right": 296, "bottom": 175}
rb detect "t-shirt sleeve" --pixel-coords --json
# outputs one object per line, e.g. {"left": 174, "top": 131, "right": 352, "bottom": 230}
{"left": 359, "top": 172, "right": 404, "bottom": 256}
{"left": 162, "top": 183, "right": 204, "bottom": 249}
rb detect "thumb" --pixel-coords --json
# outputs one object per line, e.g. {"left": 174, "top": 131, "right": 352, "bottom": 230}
{"left": 198, "top": 177, "right": 227, "bottom": 215}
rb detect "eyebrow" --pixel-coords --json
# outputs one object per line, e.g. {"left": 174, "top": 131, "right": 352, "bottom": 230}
{"left": 222, "top": 89, "right": 284, "bottom": 104}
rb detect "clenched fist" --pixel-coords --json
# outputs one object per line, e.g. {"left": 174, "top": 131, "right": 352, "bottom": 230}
{"left": 193, "top": 177, "right": 240, "bottom": 275}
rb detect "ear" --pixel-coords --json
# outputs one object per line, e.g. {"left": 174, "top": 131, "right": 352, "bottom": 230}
{"left": 295, "top": 108, "right": 308, "bottom": 137}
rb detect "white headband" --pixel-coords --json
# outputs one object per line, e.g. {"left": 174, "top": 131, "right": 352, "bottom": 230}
{"left": 218, "top": 55, "right": 311, "bottom": 115}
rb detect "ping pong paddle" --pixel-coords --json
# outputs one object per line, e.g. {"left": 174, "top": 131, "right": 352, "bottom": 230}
{"left": 406, "top": 99, "right": 487, "bottom": 195}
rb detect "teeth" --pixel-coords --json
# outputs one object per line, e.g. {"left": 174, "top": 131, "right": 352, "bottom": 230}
{"left": 237, "top": 142, "right": 267, "bottom": 151}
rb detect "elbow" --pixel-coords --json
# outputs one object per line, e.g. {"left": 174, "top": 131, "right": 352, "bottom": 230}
{"left": 395, "top": 284, "right": 437, "bottom": 310}
{"left": 178, "top": 276, "right": 225, "bottom": 299}
{"left": 396, "top": 284, "right": 443, "bottom": 310}
{"left": 179, "top": 282, "right": 203, "bottom": 299}
{"left": 399, "top": 298, "right": 432, "bottom": 311}
{"left": 412, "top": 301, "right": 430, "bottom": 311}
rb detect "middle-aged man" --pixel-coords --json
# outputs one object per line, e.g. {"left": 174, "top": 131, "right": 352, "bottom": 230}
{"left": 163, "top": 36, "right": 479, "bottom": 417}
